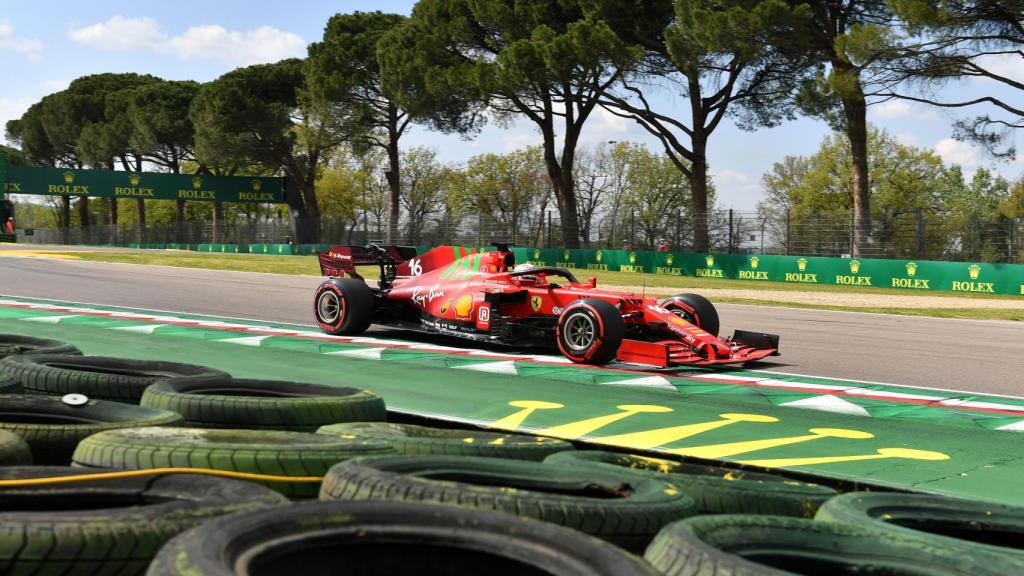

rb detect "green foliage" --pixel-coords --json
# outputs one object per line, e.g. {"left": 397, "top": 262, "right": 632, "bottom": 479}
{"left": 127, "top": 80, "right": 200, "bottom": 171}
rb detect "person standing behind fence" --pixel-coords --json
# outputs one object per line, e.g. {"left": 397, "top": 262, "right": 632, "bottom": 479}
{"left": 657, "top": 239, "right": 669, "bottom": 252}
{"left": 3, "top": 218, "right": 13, "bottom": 234}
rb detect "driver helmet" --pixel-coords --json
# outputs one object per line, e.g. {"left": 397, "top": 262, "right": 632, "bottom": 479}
{"left": 513, "top": 263, "right": 535, "bottom": 273}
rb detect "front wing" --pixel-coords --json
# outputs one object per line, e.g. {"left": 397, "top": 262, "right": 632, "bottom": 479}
{"left": 616, "top": 331, "right": 779, "bottom": 368}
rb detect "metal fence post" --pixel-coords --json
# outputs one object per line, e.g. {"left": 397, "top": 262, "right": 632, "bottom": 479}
{"left": 915, "top": 208, "right": 925, "bottom": 259}
{"left": 785, "top": 209, "right": 791, "bottom": 255}
{"left": 546, "top": 211, "right": 551, "bottom": 247}
{"left": 728, "top": 209, "right": 734, "bottom": 253}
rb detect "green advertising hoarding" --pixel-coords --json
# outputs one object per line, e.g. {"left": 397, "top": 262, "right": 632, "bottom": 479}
{"left": 513, "top": 247, "right": 1024, "bottom": 296}
{"left": 3, "top": 165, "right": 285, "bottom": 203}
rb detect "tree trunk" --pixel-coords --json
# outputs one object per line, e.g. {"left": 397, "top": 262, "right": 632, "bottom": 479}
{"left": 78, "top": 197, "right": 89, "bottom": 228}
{"left": 842, "top": 85, "right": 871, "bottom": 257}
{"left": 691, "top": 151, "right": 710, "bottom": 253}
{"left": 60, "top": 196, "right": 70, "bottom": 244}
{"left": 385, "top": 138, "right": 401, "bottom": 244}
{"left": 109, "top": 198, "right": 117, "bottom": 225}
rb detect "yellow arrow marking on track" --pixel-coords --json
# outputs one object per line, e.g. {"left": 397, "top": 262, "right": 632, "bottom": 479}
{"left": 594, "top": 413, "right": 778, "bottom": 450}
{"left": 490, "top": 400, "right": 564, "bottom": 430}
{"left": 666, "top": 427, "right": 874, "bottom": 459}
{"left": 537, "top": 404, "right": 673, "bottom": 438}
{"left": 738, "top": 447, "right": 950, "bottom": 468}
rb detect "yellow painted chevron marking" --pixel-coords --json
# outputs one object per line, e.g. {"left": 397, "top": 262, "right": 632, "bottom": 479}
{"left": 595, "top": 413, "right": 778, "bottom": 450}
{"left": 737, "top": 447, "right": 950, "bottom": 468}
{"left": 537, "top": 404, "right": 673, "bottom": 438}
{"left": 667, "top": 427, "right": 874, "bottom": 459}
{"left": 490, "top": 400, "right": 564, "bottom": 430}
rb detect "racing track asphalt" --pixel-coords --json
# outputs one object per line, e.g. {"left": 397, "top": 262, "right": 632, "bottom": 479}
{"left": 1, "top": 251, "right": 1022, "bottom": 396}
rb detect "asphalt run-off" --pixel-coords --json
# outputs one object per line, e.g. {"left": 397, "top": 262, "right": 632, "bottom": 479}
{"left": 3, "top": 294, "right": 1024, "bottom": 506}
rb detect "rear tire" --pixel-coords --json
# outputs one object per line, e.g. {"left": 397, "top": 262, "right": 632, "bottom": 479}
{"left": 556, "top": 299, "right": 624, "bottom": 364}
{"left": 314, "top": 279, "right": 375, "bottom": 336}
{"left": 662, "top": 293, "right": 719, "bottom": 336}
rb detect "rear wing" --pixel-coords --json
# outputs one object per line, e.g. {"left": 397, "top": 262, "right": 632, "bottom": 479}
{"left": 318, "top": 245, "right": 418, "bottom": 280}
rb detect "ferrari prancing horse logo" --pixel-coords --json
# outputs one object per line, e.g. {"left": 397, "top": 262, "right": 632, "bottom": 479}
{"left": 531, "top": 295, "right": 543, "bottom": 312}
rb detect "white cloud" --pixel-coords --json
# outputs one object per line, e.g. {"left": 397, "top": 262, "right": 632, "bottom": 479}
{"left": 972, "top": 54, "right": 1024, "bottom": 85}
{"left": 893, "top": 132, "right": 922, "bottom": 147}
{"left": 0, "top": 21, "right": 43, "bottom": 60}
{"left": 934, "top": 138, "right": 981, "bottom": 167}
{"left": 69, "top": 15, "right": 306, "bottom": 66}
{"left": 712, "top": 169, "right": 762, "bottom": 209}
{"left": 871, "top": 100, "right": 936, "bottom": 120}
{"left": 502, "top": 132, "right": 538, "bottom": 153}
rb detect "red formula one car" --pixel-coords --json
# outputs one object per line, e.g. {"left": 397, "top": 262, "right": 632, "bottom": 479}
{"left": 313, "top": 244, "right": 779, "bottom": 367}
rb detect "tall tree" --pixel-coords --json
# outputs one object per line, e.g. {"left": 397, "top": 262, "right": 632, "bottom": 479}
{"left": 597, "top": 0, "right": 812, "bottom": 252}
{"left": 379, "top": 0, "right": 643, "bottom": 247}
{"left": 884, "top": 0, "right": 1023, "bottom": 159}
{"left": 191, "top": 59, "right": 338, "bottom": 243}
{"left": 790, "top": 0, "right": 900, "bottom": 256}
{"left": 458, "top": 146, "right": 549, "bottom": 244}
{"left": 307, "top": 11, "right": 411, "bottom": 243}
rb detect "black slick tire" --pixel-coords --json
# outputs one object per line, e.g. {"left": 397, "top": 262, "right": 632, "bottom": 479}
{"left": 72, "top": 426, "right": 398, "bottom": 498}
{"left": 146, "top": 500, "right": 660, "bottom": 576}
{"left": 314, "top": 278, "right": 375, "bottom": 335}
{"left": 556, "top": 298, "right": 625, "bottom": 364}
{"left": 0, "top": 430, "right": 31, "bottom": 465}
{"left": 545, "top": 450, "right": 836, "bottom": 517}
{"left": 0, "top": 354, "right": 229, "bottom": 403}
{"left": 0, "top": 465, "right": 286, "bottom": 575}
{"left": 317, "top": 422, "right": 572, "bottom": 460}
{"left": 319, "top": 454, "right": 696, "bottom": 551}
{"left": 661, "top": 293, "right": 720, "bottom": 336}
{"left": 140, "top": 376, "right": 386, "bottom": 431}
{"left": 816, "top": 492, "right": 1024, "bottom": 560}
{"left": 644, "top": 514, "right": 1024, "bottom": 576}
{"left": 0, "top": 335, "right": 82, "bottom": 359}
{"left": 0, "top": 394, "right": 182, "bottom": 465}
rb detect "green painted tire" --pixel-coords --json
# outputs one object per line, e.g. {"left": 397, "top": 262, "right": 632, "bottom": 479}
{"left": 645, "top": 514, "right": 1024, "bottom": 576}
{"left": 0, "top": 394, "right": 182, "bottom": 465}
{"left": 141, "top": 377, "right": 386, "bottom": 431}
{"left": 0, "top": 430, "right": 31, "bottom": 465}
{"left": 0, "top": 354, "right": 228, "bottom": 403}
{"left": 317, "top": 422, "right": 572, "bottom": 460}
{"left": 319, "top": 454, "right": 696, "bottom": 552}
{"left": 146, "top": 500, "right": 660, "bottom": 576}
{"left": 72, "top": 426, "right": 398, "bottom": 498}
{"left": 0, "top": 466, "right": 286, "bottom": 575}
{"left": 545, "top": 450, "right": 836, "bottom": 517}
{"left": 816, "top": 492, "right": 1024, "bottom": 560}
{"left": 0, "top": 335, "right": 82, "bottom": 360}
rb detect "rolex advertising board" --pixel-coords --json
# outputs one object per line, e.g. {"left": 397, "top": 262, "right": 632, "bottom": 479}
{"left": 2, "top": 165, "right": 284, "bottom": 203}
{"left": 510, "top": 246, "right": 1024, "bottom": 296}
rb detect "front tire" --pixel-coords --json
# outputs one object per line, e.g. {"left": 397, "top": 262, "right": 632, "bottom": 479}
{"left": 556, "top": 299, "right": 624, "bottom": 365}
{"left": 314, "top": 279, "right": 375, "bottom": 335}
{"left": 662, "top": 293, "right": 719, "bottom": 336}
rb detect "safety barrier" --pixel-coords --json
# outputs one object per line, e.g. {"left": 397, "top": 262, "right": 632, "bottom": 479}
{"left": 512, "top": 247, "right": 1024, "bottom": 296}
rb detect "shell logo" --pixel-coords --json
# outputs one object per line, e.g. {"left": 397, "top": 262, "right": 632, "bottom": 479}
{"left": 454, "top": 295, "right": 473, "bottom": 318}
{"left": 750, "top": 256, "right": 759, "bottom": 269}
{"left": 849, "top": 259, "right": 861, "bottom": 274}
{"left": 797, "top": 258, "right": 808, "bottom": 272}
{"left": 969, "top": 264, "right": 981, "bottom": 280}
{"left": 906, "top": 261, "right": 918, "bottom": 277}
{"left": 705, "top": 254, "right": 715, "bottom": 267}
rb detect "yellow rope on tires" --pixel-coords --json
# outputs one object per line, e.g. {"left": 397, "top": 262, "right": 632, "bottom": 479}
{"left": 0, "top": 467, "right": 324, "bottom": 487}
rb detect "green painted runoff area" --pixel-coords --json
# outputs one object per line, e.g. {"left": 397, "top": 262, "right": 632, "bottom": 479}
{"left": 2, "top": 298, "right": 1024, "bottom": 507}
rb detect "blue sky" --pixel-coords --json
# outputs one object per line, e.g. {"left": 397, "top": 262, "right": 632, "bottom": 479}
{"left": 1, "top": 0, "right": 1021, "bottom": 209}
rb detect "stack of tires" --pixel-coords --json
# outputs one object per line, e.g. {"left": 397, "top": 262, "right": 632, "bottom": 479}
{"left": 0, "top": 333, "right": 1021, "bottom": 575}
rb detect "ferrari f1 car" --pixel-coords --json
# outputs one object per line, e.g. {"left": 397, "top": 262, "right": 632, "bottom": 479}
{"left": 313, "top": 244, "right": 779, "bottom": 367}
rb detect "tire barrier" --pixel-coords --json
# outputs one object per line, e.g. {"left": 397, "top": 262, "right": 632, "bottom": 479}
{"left": 816, "top": 492, "right": 1024, "bottom": 561}
{"left": 0, "top": 429, "right": 31, "bottom": 465}
{"left": 0, "top": 394, "right": 182, "bottom": 465}
{"left": 317, "top": 422, "right": 572, "bottom": 461}
{"left": 0, "top": 374, "right": 20, "bottom": 394}
{"left": 0, "top": 355, "right": 229, "bottom": 403}
{"left": 644, "top": 514, "right": 1024, "bottom": 575}
{"left": 0, "top": 466, "right": 286, "bottom": 575}
{"left": 545, "top": 450, "right": 837, "bottom": 517}
{"left": 72, "top": 426, "right": 398, "bottom": 498}
{"left": 146, "top": 500, "right": 661, "bottom": 576}
{"left": 319, "top": 454, "right": 696, "bottom": 552}
{"left": 140, "top": 377, "right": 386, "bottom": 431}
{"left": 0, "top": 335, "right": 82, "bottom": 360}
